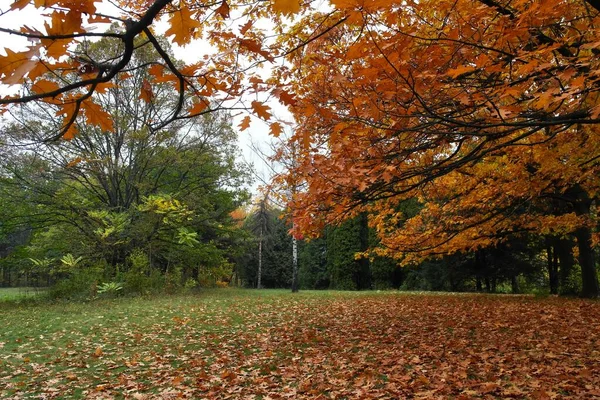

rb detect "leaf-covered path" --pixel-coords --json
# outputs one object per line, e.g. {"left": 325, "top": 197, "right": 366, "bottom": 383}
{"left": 1, "top": 290, "right": 599, "bottom": 399}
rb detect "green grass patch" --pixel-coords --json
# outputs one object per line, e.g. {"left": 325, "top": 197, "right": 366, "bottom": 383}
{"left": 0, "top": 287, "right": 47, "bottom": 302}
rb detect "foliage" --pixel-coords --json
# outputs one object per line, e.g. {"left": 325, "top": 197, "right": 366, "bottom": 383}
{"left": 97, "top": 281, "right": 124, "bottom": 297}
{"left": 2, "top": 0, "right": 600, "bottom": 297}
{"left": 0, "top": 290, "right": 599, "bottom": 398}
{"left": 274, "top": 0, "right": 600, "bottom": 297}
{"left": 0, "top": 32, "right": 249, "bottom": 296}
{"left": 236, "top": 203, "right": 294, "bottom": 288}
{"left": 48, "top": 266, "right": 103, "bottom": 300}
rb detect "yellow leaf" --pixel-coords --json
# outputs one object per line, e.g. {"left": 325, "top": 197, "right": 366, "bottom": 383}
{"left": 272, "top": 0, "right": 301, "bottom": 15}
{"left": 165, "top": 6, "right": 202, "bottom": 46}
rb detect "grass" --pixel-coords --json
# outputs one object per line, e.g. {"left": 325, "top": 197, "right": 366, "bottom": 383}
{"left": 0, "top": 289, "right": 599, "bottom": 399}
{"left": 0, "top": 287, "right": 47, "bottom": 302}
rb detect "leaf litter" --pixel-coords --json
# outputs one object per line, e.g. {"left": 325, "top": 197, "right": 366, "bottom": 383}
{"left": 0, "top": 290, "right": 598, "bottom": 399}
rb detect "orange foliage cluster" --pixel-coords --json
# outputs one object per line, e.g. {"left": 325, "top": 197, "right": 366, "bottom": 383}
{"left": 0, "top": 0, "right": 302, "bottom": 137}
{"left": 276, "top": 0, "right": 600, "bottom": 266}
{"left": 2, "top": 0, "right": 600, "bottom": 279}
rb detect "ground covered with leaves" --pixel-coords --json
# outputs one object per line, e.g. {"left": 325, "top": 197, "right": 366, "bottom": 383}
{"left": 0, "top": 290, "right": 599, "bottom": 399}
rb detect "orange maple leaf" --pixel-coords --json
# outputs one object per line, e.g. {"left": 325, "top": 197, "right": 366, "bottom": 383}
{"left": 447, "top": 65, "right": 477, "bottom": 78}
{"left": 165, "top": 6, "right": 202, "bottom": 46}
{"left": 83, "top": 99, "right": 114, "bottom": 132}
{"left": 239, "top": 115, "right": 251, "bottom": 131}
{"left": 270, "top": 121, "right": 283, "bottom": 137}
{"left": 251, "top": 101, "right": 272, "bottom": 120}
{"left": 239, "top": 39, "right": 274, "bottom": 62}
{"left": 239, "top": 20, "right": 253, "bottom": 35}
{"left": 273, "top": 88, "right": 297, "bottom": 107}
{"left": 216, "top": 0, "right": 230, "bottom": 19}
{"left": 0, "top": 47, "right": 40, "bottom": 85}
{"left": 41, "top": 11, "right": 83, "bottom": 59}
{"left": 62, "top": 123, "right": 79, "bottom": 140}
{"left": 10, "top": 0, "right": 30, "bottom": 10}
{"left": 272, "top": 0, "right": 301, "bottom": 15}
{"left": 66, "top": 157, "right": 83, "bottom": 167}
{"left": 31, "top": 79, "right": 60, "bottom": 95}
{"left": 188, "top": 99, "right": 209, "bottom": 115}
{"left": 139, "top": 79, "right": 154, "bottom": 103}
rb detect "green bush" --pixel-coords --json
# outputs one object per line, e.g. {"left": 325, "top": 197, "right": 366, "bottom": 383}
{"left": 164, "top": 266, "right": 183, "bottom": 293}
{"left": 123, "top": 249, "right": 153, "bottom": 294}
{"left": 49, "top": 267, "right": 102, "bottom": 300}
{"left": 97, "top": 281, "right": 123, "bottom": 298}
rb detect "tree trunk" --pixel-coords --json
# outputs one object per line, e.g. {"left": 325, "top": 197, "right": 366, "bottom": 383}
{"left": 291, "top": 236, "right": 299, "bottom": 293}
{"left": 571, "top": 189, "right": 599, "bottom": 298}
{"left": 574, "top": 225, "right": 599, "bottom": 298}
{"left": 357, "top": 212, "right": 371, "bottom": 290}
{"left": 257, "top": 226, "right": 263, "bottom": 289}
{"left": 511, "top": 275, "right": 520, "bottom": 294}
{"left": 556, "top": 237, "right": 575, "bottom": 293}
{"left": 476, "top": 277, "right": 483, "bottom": 292}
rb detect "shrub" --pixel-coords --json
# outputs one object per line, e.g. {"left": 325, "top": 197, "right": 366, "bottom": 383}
{"left": 49, "top": 267, "right": 103, "bottom": 300}
{"left": 97, "top": 281, "right": 123, "bottom": 298}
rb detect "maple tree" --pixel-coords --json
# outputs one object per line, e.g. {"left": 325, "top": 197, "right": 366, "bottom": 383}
{"left": 3, "top": 0, "right": 600, "bottom": 296}
{"left": 275, "top": 0, "right": 600, "bottom": 297}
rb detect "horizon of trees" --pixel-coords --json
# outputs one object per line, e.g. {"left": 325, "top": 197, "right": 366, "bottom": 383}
{"left": 0, "top": 0, "right": 600, "bottom": 297}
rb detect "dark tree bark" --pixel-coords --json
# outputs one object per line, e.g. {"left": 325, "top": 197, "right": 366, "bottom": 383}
{"left": 511, "top": 275, "right": 520, "bottom": 294}
{"left": 571, "top": 190, "right": 599, "bottom": 298}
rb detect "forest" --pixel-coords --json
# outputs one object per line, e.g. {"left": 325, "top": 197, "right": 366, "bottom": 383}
{"left": 0, "top": 0, "right": 600, "bottom": 299}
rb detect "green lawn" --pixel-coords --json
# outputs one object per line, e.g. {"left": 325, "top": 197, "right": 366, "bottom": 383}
{"left": 0, "top": 287, "right": 47, "bottom": 302}
{"left": 0, "top": 289, "right": 599, "bottom": 399}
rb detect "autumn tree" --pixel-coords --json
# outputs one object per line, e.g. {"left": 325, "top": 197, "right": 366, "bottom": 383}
{"left": 4, "top": 0, "right": 600, "bottom": 297}
{"left": 0, "top": 28, "right": 250, "bottom": 293}
{"left": 276, "top": 0, "right": 600, "bottom": 297}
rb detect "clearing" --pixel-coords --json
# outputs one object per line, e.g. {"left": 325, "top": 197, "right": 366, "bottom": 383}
{"left": 0, "top": 289, "right": 598, "bottom": 399}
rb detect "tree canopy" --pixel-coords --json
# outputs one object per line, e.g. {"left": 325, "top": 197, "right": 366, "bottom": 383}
{"left": 2, "top": 0, "right": 600, "bottom": 296}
